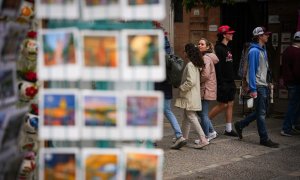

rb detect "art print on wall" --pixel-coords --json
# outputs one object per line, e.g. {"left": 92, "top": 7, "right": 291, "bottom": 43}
{"left": 81, "top": 0, "right": 120, "bottom": 20}
{"left": 80, "top": 90, "right": 121, "bottom": 140}
{"left": 39, "top": 89, "right": 80, "bottom": 140}
{"left": 80, "top": 30, "right": 120, "bottom": 80}
{"left": 121, "top": 30, "right": 165, "bottom": 81}
{"left": 36, "top": 0, "right": 79, "bottom": 19}
{"left": 38, "top": 28, "right": 81, "bottom": 80}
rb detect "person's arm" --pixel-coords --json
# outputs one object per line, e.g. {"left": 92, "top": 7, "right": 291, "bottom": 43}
{"left": 200, "top": 56, "right": 211, "bottom": 83}
{"left": 248, "top": 49, "right": 259, "bottom": 97}
{"left": 180, "top": 63, "right": 197, "bottom": 92}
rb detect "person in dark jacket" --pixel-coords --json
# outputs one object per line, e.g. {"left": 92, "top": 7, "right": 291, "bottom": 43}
{"left": 280, "top": 31, "right": 300, "bottom": 136}
{"left": 208, "top": 25, "right": 238, "bottom": 137}
{"left": 154, "top": 35, "right": 186, "bottom": 149}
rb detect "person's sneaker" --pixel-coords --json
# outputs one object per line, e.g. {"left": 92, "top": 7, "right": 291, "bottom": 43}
{"left": 194, "top": 138, "right": 210, "bottom": 144}
{"left": 224, "top": 130, "right": 238, "bottom": 137}
{"left": 207, "top": 131, "right": 218, "bottom": 141}
{"left": 171, "top": 136, "right": 187, "bottom": 150}
{"left": 194, "top": 141, "right": 209, "bottom": 149}
{"left": 234, "top": 122, "right": 243, "bottom": 139}
{"left": 260, "top": 139, "right": 279, "bottom": 148}
{"left": 280, "top": 130, "right": 292, "bottom": 137}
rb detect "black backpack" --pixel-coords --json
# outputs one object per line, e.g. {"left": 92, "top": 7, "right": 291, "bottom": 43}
{"left": 166, "top": 54, "right": 184, "bottom": 88}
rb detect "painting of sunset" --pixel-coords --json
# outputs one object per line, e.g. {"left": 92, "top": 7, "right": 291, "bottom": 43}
{"left": 43, "top": 94, "right": 76, "bottom": 126}
{"left": 42, "top": 31, "right": 76, "bottom": 66}
{"left": 84, "top": 95, "right": 117, "bottom": 126}
{"left": 83, "top": 35, "right": 118, "bottom": 67}
{"left": 85, "top": 153, "right": 118, "bottom": 180}
{"left": 43, "top": 152, "right": 76, "bottom": 180}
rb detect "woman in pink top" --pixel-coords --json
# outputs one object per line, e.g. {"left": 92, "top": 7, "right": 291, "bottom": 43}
{"left": 195, "top": 38, "right": 219, "bottom": 143}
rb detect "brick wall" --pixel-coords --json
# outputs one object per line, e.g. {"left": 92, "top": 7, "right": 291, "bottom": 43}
{"left": 174, "top": 6, "right": 220, "bottom": 58}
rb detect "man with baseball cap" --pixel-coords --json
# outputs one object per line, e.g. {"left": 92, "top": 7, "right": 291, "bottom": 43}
{"left": 235, "top": 26, "right": 279, "bottom": 148}
{"left": 281, "top": 31, "right": 300, "bottom": 136}
{"left": 209, "top": 25, "right": 239, "bottom": 137}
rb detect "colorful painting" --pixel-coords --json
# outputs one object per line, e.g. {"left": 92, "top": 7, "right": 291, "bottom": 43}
{"left": 41, "top": 0, "right": 74, "bottom": 4}
{"left": 128, "top": 0, "right": 159, "bottom": 5}
{"left": 85, "top": 0, "right": 118, "bottom": 6}
{"left": 84, "top": 95, "right": 117, "bottom": 126}
{"left": 85, "top": 153, "right": 118, "bottom": 180}
{"left": 43, "top": 152, "right": 76, "bottom": 180}
{"left": 43, "top": 94, "right": 76, "bottom": 126}
{"left": 128, "top": 35, "right": 159, "bottom": 66}
{"left": 42, "top": 31, "right": 76, "bottom": 66}
{"left": 126, "top": 96, "right": 158, "bottom": 126}
{"left": 83, "top": 35, "right": 118, "bottom": 67}
{"left": 125, "top": 152, "right": 158, "bottom": 180}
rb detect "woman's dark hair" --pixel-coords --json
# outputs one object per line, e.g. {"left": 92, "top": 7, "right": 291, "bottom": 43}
{"left": 216, "top": 33, "right": 224, "bottom": 43}
{"left": 184, "top": 43, "right": 204, "bottom": 68}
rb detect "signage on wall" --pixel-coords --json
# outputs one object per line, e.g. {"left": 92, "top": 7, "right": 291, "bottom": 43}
{"left": 208, "top": 25, "right": 218, "bottom": 32}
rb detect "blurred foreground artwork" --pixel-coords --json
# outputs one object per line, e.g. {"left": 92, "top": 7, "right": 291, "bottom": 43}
{"left": 40, "top": 148, "right": 78, "bottom": 180}
{"left": 83, "top": 149, "right": 121, "bottom": 180}
{"left": 43, "top": 93, "right": 76, "bottom": 126}
{"left": 83, "top": 95, "right": 117, "bottom": 127}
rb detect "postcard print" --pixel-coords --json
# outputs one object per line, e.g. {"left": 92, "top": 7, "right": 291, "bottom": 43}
{"left": 80, "top": 90, "right": 121, "bottom": 140}
{"left": 121, "top": 0, "right": 165, "bottom": 20}
{"left": 39, "top": 148, "right": 79, "bottom": 180}
{"left": 39, "top": 89, "right": 80, "bottom": 140}
{"left": 80, "top": 30, "right": 120, "bottom": 80}
{"left": 82, "top": 148, "right": 122, "bottom": 180}
{"left": 121, "top": 29, "right": 165, "bottom": 81}
{"left": 123, "top": 148, "right": 163, "bottom": 180}
{"left": 81, "top": 0, "right": 120, "bottom": 20}
{"left": 38, "top": 28, "right": 81, "bottom": 80}
{"left": 0, "top": 62, "right": 17, "bottom": 107}
{"left": 122, "top": 91, "right": 163, "bottom": 140}
{"left": 36, "top": 0, "right": 79, "bottom": 19}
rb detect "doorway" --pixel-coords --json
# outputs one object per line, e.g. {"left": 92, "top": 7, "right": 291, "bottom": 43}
{"left": 221, "top": 1, "right": 268, "bottom": 79}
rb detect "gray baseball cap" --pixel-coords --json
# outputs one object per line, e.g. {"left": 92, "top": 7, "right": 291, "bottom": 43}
{"left": 253, "top": 27, "right": 271, "bottom": 36}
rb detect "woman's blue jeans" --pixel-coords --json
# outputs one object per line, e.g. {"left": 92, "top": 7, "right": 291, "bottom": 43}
{"left": 164, "top": 99, "right": 183, "bottom": 138}
{"left": 282, "top": 85, "right": 300, "bottom": 133}
{"left": 239, "top": 86, "right": 269, "bottom": 142}
{"left": 197, "top": 100, "right": 215, "bottom": 136}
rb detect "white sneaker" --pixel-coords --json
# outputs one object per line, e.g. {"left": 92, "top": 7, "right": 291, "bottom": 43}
{"left": 194, "top": 138, "right": 210, "bottom": 144}
{"left": 208, "top": 131, "right": 217, "bottom": 141}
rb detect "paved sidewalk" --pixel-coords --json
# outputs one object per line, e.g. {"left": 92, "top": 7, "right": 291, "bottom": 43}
{"left": 158, "top": 91, "right": 300, "bottom": 179}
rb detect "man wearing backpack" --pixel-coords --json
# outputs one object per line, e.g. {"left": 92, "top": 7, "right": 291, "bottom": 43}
{"left": 234, "top": 27, "right": 279, "bottom": 148}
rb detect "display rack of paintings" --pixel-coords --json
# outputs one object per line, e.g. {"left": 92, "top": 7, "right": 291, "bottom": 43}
{"left": 1, "top": 0, "right": 167, "bottom": 179}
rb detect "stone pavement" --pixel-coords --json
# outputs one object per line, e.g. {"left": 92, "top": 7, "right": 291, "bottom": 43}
{"left": 157, "top": 91, "right": 300, "bottom": 180}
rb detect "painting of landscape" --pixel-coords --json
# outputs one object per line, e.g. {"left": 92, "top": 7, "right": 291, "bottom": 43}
{"left": 84, "top": 95, "right": 117, "bottom": 127}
